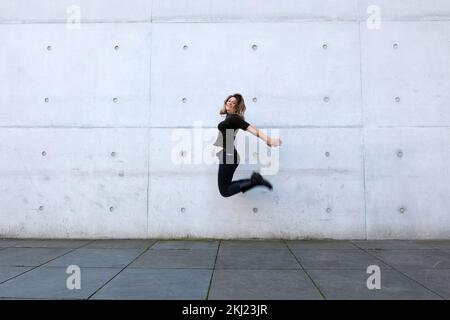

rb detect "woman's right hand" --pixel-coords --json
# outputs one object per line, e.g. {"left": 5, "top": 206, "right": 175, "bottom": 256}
{"left": 267, "top": 137, "right": 282, "bottom": 147}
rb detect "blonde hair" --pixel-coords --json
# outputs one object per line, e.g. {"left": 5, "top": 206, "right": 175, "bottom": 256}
{"left": 219, "top": 93, "right": 247, "bottom": 120}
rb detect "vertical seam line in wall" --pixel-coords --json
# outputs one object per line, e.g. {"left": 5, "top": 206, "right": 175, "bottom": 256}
{"left": 146, "top": 3, "right": 153, "bottom": 237}
{"left": 357, "top": 0, "right": 368, "bottom": 240}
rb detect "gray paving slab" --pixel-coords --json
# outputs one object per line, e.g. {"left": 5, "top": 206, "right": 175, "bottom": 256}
{"left": 208, "top": 269, "right": 323, "bottom": 300}
{"left": 351, "top": 240, "right": 439, "bottom": 250}
{"left": 400, "top": 269, "right": 450, "bottom": 299}
{"left": 0, "top": 267, "right": 121, "bottom": 299}
{"left": 82, "top": 239, "right": 156, "bottom": 249}
{"left": 286, "top": 240, "right": 359, "bottom": 250}
{"left": 367, "top": 249, "right": 450, "bottom": 270}
{"left": 0, "top": 240, "right": 19, "bottom": 248}
{"left": 129, "top": 249, "right": 217, "bottom": 269}
{"left": 308, "top": 269, "right": 443, "bottom": 300}
{"left": 215, "top": 249, "right": 300, "bottom": 269}
{"left": 220, "top": 240, "right": 287, "bottom": 250}
{"left": 291, "top": 249, "right": 392, "bottom": 270}
{"left": 91, "top": 268, "right": 212, "bottom": 300}
{"left": 44, "top": 248, "right": 145, "bottom": 268}
{"left": 0, "top": 248, "right": 73, "bottom": 267}
{"left": 152, "top": 240, "right": 219, "bottom": 250}
{"left": 413, "top": 240, "right": 450, "bottom": 250}
{"left": 0, "top": 267, "right": 33, "bottom": 283}
{"left": 0, "top": 239, "right": 91, "bottom": 248}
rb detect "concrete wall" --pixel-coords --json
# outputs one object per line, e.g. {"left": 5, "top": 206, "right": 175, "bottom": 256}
{"left": 0, "top": 0, "right": 449, "bottom": 239}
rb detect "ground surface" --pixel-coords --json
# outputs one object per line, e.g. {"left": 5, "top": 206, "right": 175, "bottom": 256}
{"left": 0, "top": 239, "right": 449, "bottom": 300}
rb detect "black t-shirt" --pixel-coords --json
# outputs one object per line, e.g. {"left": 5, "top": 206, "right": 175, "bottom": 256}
{"left": 213, "top": 113, "right": 250, "bottom": 151}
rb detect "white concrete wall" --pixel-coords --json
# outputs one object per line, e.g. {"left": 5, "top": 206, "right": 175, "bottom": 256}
{"left": 0, "top": 0, "right": 449, "bottom": 239}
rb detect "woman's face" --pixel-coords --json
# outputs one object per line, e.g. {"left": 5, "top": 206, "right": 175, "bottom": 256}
{"left": 226, "top": 97, "right": 238, "bottom": 113}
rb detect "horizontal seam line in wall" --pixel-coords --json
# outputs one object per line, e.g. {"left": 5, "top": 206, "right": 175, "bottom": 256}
{"left": 152, "top": 18, "right": 450, "bottom": 23}
{"left": 0, "top": 126, "right": 365, "bottom": 129}
{"left": 1, "top": 18, "right": 450, "bottom": 24}
{"left": 1, "top": 126, "right": 450, "bottom": 129}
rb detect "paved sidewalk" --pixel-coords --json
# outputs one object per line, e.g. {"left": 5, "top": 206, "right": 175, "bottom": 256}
{"left": 0, "top": 239, "right": 449, "bottom": 300}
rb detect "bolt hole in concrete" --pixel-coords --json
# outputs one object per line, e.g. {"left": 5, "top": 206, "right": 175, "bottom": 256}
{"left": 323, "top": 96, "right": 330, "bottom": 103}
{"left": 182, "top": 44, "right": 188, "bottom": 50}
{"left": 180, "top": 207, "right": 186, "bottom": 213}
{"left": 109, "top": 206, "right": 114, "bottom": 212}
{"left": 399, "top": 207, "right": 406, "bottom": 214}
{"left": 251, "top": 44, "right": 258, "bottom": 50}
{"left": 253, "top": 207, "right": 258, "bottom": 213}
{"left": 41, "top": 151, "right": 47, "bottom": 156}
{"left": 397, "top": 150, "right": 403, "bottom": 158}
{"left": 182, "top": 97, "right": 187, "bottom": 103}
{"left": 39, "top": 205, "right": 44, "bottom": 211}
{"left": 253, "top": 97, "right": 257, "bottom": 103}
{"left": 46, "top": 45, "right": 52, "bottom": 51}
{"left": 114, "top": 45, "right": 119, "bottom": 50}
{"left": 393, "top": 43, "right": 399, "bottom": 49}
{"left": 111, "top": 152, "right": 116, "bottom": 157}
{"left": 325, "top": 151, "right": 330, "bottom": 157}
{"left": 44, "top": 97, "right": 49, "bottom": 103}
{"left": 113, "top": 97, "right": 118, "bottom": 103}
{"left": 322, "top": 43, "right": 328, "bottom": 50}
{"left": 395, "top": 96, "right": 401, "bottom": 102}
{"left": 326, "top": 207, "right": 332, "bottom": 213}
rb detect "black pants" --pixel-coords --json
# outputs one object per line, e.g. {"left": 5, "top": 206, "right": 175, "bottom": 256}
{"left": 217, "top": 148, "right": 255, "bottom": 197}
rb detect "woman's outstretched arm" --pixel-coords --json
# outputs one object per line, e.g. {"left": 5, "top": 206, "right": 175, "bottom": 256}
{"left": 246, "top": 125, "right": 282, "bottom": 147}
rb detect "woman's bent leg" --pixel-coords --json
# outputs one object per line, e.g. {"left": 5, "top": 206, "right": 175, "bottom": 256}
{"left": 218, "top": 161, "right": 242, "bottom": 197}
{"left": 217, "top": 150, "right": 272, "bottom": 197}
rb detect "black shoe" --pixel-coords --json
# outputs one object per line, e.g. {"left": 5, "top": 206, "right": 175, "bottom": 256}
{"left": 251, "top": 171, "right": 273, "bottom": 191}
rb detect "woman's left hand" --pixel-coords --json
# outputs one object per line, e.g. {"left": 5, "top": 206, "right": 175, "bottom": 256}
{"left": 267, "top": 137, "right": 282, "bottom": 147}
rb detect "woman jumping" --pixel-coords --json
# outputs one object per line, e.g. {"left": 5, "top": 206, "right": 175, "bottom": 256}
{"left": 213, "top": 93, "right": 282, "bottom": 198}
